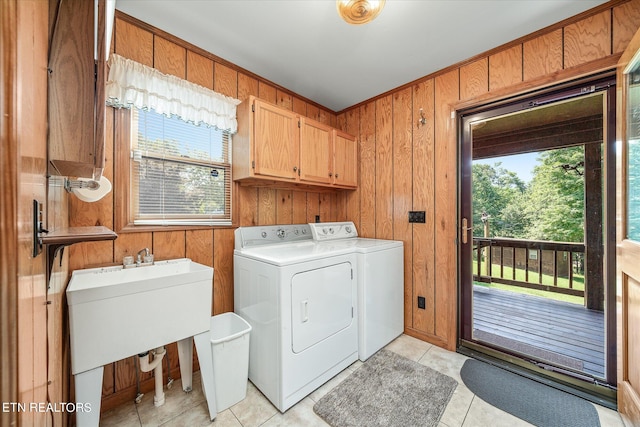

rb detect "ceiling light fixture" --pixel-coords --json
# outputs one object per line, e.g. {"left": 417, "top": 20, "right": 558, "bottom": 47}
{"left": 337, "top": 0, "right": 386, "bottom": 25}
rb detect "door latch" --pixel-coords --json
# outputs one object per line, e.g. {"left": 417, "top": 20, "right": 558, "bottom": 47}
{"left": 461, "top": 217, "right": 472, "bottom": 244}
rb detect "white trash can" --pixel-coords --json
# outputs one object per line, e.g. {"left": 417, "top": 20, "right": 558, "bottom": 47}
{"left": 209, "top": 312, "right": 252, "bottom": 411}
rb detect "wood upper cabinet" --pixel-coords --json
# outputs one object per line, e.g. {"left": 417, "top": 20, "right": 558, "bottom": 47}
{"left": 234, "top": 96, "right": 357, "bottom": 190}
{"left": 48, "top": 0, "right": 111, "bottom": 179}
{"left": 253, "top": 99, "right": 299, "bottom": 180}
{"left": 299, "top": 117, "right": 333, "bottom": 184}
{"left": 333, "top": 130, "right": 357, "bottom": 187}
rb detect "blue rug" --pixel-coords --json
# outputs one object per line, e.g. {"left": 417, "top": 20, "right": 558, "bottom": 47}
{"left": 460, "top": 359, "right": 600, "bottom": 427}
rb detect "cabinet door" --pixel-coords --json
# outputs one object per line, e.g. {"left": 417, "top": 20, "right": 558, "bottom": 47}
{"left": 253, "top": 100, "right": 299, "bottom": 180}
{"left": 299, "top": 118, "right": 333, "bottom": 184}
{"left": 334, "top": 131, "right": 358, "bottom": 188}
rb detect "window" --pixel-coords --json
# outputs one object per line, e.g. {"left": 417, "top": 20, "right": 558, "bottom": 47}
{"left": 129, "top": 108, "right": 232, "bottom": 226}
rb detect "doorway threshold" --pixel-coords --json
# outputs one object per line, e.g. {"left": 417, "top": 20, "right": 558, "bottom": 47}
{"left": 457, "top": 342, "right": 617, "bottom": 410}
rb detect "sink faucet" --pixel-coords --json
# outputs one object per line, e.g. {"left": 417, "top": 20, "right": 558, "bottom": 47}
{"left": 136, "top": 248, "right": 150, "bottom": 265}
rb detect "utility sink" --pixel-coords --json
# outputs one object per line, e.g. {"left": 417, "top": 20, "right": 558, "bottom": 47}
{"left": 67, "top": 258, "right": 213, "bottom": 375}
{"left": 67, "top": 258, "right": 219, "bottom": 426}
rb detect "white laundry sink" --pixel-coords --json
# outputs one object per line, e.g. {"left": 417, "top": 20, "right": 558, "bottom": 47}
{"left": 67, "top": 258, "right": 213, "bottom": 375}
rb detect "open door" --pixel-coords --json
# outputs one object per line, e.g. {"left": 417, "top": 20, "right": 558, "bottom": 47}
{"left": 616, "top": 27, "right": 640, "bottom": 424}
{"left": 458, "top": 74, "right": 618, "bottom": 405}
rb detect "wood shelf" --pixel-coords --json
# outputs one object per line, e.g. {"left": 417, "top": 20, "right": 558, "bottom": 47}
{"left": 41, "top": 226, "right": 117, "bottom": 280}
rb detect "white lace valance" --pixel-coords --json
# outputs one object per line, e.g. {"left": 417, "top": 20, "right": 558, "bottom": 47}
{"left": 106, "top": 54, "right": 241, "bottom": 133}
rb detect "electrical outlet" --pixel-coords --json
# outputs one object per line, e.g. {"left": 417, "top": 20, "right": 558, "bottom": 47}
{"left": 409, "top": 211, "right": 426, "bottom": 223}
{"left": 417, "top": 296, "right": 426, "bottom": 309}
{"left": 315, "top": 215, "right": 320, "bottom": 223}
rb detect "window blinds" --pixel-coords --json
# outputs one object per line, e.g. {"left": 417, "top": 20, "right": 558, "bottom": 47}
{"left": 131, "top": 108, "right": 232, "bottom": 225}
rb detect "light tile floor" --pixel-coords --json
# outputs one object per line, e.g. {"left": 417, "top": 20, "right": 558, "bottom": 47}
{"left": 101, "top": 335, "right": 625, "bottom": 427}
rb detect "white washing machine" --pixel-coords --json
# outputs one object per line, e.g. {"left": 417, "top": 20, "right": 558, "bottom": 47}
{"left": 234, "top": 224, "right": 358, "bottom": 412}
{"left": 309, "top": 222, "right": 404, "bottom": 361}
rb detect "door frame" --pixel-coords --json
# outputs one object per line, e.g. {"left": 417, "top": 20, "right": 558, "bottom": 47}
{"left": 457, "top": 73, "right": 618, "bottom": 405}
{"left": 615, "top": 26, "right": 640, "bottom": 425}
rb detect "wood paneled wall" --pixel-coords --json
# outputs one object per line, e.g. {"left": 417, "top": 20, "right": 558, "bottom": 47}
{"left": 67, "top": 12, "right": 348, "bottom": 411}
{"left": 7, "top": 1, "right": 52, "bottom": 426}
{"left": 61, "top": 0, "right": 640, "bottom": 414}
{"left": 335, "top": 0, "right": 640, "bottom": 351}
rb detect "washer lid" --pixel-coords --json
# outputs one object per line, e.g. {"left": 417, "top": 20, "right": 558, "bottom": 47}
{"left": 350, "top": 238, "right": 404, "bottom": 253}
{"left": 235, "top": 240, "right": 355, "bottom": 266}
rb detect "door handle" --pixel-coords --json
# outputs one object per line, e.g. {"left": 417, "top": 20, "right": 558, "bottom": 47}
{"left": 461, "top": 218, "right": 472, "bottom": 244}
{"left": 301, "top": 300, "right": 308, "bottom": 323}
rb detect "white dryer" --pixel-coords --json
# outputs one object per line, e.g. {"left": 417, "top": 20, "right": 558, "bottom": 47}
{"left": 234, "top": 224, "right": 358, "bottom": 412}
{"left": 309, "top": 222, "right": 404, "bottom": 361}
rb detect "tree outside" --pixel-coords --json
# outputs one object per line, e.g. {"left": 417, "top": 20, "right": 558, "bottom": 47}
{"left": 472, "top": 145, "right": 586, "bottom": 244}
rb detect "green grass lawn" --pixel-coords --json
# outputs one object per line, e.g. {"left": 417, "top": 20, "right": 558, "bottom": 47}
{"left": 472, "top": 260, "right": 585, "bottom": 305}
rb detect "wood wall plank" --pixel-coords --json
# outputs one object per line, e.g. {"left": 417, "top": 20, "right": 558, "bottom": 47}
{"left": 613, "top": 0, "right": 640, "bottom": 54}
{"left": 114, "top": 232, "right": 152, "bottom": 261}
{"left": 186, "top": 50, "right": 213, "bottom": 89}
{"left": 277, "top": 90, "right": 293, "bottom": 110}
{"left": 238, "top": 186, "right": 258, "bottom": 226}
{"left": 153, "top": 36, "right": 186, "bottom": 79}
{"left": 213, "top": 229, "right": 234, "bottom": 314}
{"left": 238, "top": 73, "right": 259, "bottom": 102}
{"left": 524, "top": 29, "right": 563, "bottom": 81}
{"left": 392, "top": 88, "right": 413, "bottom": 333}
{"left": 258, "top": 82, "right": 277, "bottom": 103}
{"left": 292, "top": 191, "right": 308, "bottom": 223}
{"left": 306, "top": 193, "right": 320, "bottom": 223}
{"left": 319, "top": 193, "right": 332, "bottom": 222}
{"left": 433, "top": 69, "right": 459, "bottom": 349}
{"left": 114, "top": 17, "right": 153, "bottom": 66}
{"left": 564, "top": 10, "right": 611, "bottom": 68}
{"left": 152, "top": 230, "right": 186, "bottom": 260}
{"left": 214, "top": 62, "right": 238, "bottom": 98}
{"left": 186, "top": 229, "right": 214, "bottom": 267}
{"left": 411, "top": 79, "right": 435, "bottom": 335}
{"left": 292, "top": 96, "right": 307, "bottom": 116}
{"left": 342, "top": 108, "right": 361, "bottom": 228}
{"left": 359, "top": 102, "right": 376, "bottom": 238}
{"left": 307, "top": 104, "right": 320, "bottom": 122}
{"left": 276, "top": 189, "right": 293, "bottom": 224}
{"left": 460, "top": 58, "right": 488, "bottom": 101}
{"left": 375, "top": 95, "right": 393, "bottom": 240}
{"left": 258, "top": 188, "right": 277, "bottom": 225}
{"left": 489, "top": 45, "right": 522, "bottom": 92}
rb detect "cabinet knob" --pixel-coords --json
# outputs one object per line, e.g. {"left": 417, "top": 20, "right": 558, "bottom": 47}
{"left": 329, "top": 172, "right": 333, "bottom": 177}
{"left": 335, "top": 173, "right": 339, "bottom": 178}
{"left": 293, "top": 166, "right": 298, "bottom": 172}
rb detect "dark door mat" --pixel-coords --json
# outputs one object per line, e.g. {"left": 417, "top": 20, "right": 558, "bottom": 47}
{"left": 460, "top": 359, "right": 600, "bottom": 427}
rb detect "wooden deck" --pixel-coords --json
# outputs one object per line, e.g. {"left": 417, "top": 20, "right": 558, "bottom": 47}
{"left": 472, "top": 285, "right": 605, "bottom": 378}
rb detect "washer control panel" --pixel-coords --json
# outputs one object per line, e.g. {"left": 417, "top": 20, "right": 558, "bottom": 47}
{"left": 235, "top": 224, "right": 312, "bottom": 249}
{"left": 309, "top": 221, "right": 358, "bottom": 241}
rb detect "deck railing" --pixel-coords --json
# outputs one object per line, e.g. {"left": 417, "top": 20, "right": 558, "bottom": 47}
{"left": 472, "top": 237, "right": 585, "bottom": 297}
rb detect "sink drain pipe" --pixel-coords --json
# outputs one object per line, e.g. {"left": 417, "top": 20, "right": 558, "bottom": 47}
{"left": 138, "top": 346, "right": 166, "bottom": 406}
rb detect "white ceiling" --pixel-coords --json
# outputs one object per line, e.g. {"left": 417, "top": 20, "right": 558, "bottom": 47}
{"left": 116, "top": 0, "right": 608, "bottom": 112}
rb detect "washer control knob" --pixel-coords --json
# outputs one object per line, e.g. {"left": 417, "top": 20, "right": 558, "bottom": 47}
{"left": 345, "top": 225, "right": 352, "bottom": 234}
{"left": 329, "top": 227, "right": 334, "bottom": 234}
{"left": 301, "top": 228, "right": 307, "bottom": 234}
{"left": 322, "top": 227, "right": 328, "bottom": 235}
{"left": 261, "top": 231, "right": 267, "bottom": 238}
{"left": 276, "top": 228, "right": 285, "bottom": 239}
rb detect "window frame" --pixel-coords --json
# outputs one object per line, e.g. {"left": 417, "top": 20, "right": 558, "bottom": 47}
{"left": 114, "top": 107, "right": 238, "bottom": 233}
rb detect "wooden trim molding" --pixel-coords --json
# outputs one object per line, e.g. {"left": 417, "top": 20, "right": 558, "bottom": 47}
{"left": 0, "top": 0, "right": 19, "bottom": 423}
